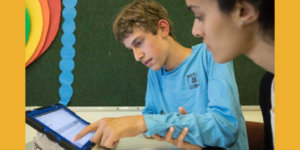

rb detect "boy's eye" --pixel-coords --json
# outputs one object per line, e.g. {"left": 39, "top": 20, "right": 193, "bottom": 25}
{"left": 134, "top": 40, "right": 143, "bottom": 47}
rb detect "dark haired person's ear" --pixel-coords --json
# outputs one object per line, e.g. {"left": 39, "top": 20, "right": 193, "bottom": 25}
{"left": 157, "top": 19, "right": 170, "bottom": 38}
{"left": 238, "top": 1, "right": 259, "bottom": 26}
{"left": 231, "top": 1, "right": 259, "bottom": 26}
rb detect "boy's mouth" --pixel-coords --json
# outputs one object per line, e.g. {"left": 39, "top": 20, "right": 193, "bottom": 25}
{"left": 143, "top": 58, "right": 153, "bottom": 67}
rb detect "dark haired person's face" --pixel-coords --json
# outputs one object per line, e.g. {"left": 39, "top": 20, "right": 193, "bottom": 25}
{"left": 122, "top": 28, "right": 169, "bottom": 71}
{"left": 185, "top": 0, "right": 250, "bottom": 63}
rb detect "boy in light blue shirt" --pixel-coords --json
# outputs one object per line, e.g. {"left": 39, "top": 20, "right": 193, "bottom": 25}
{"left": 143, "top": 44, "right": 248, "bottom": 150}
{"left": 74, "top": 0, "right": 248, "bottom": 149}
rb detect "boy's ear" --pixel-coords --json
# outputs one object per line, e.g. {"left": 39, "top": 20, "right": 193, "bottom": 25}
{"left": 232, "top": 1, "right": 259, "bottom": 26}
{"left": 157, "top": 19, "right": 170, "bottom": 38}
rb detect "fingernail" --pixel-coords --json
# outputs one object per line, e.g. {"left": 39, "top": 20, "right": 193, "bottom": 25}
{"left": 169, "top": 127, "right": 174, "bottom": 131}
{"left": 184, "top": 127, "right": 188, "bottom": 131}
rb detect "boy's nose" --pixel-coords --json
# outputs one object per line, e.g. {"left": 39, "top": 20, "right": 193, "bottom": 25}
{"left": 133, "top": 48, "right": 144, "bottom": 61}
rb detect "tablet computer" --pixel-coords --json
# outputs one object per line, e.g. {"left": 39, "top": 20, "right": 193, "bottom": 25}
{"left": 26, "top": 104, "right": 95, "bottom": 150}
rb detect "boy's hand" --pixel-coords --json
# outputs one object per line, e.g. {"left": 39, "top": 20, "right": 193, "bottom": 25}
{"left": 152, "top": 126, "right": 203, "bottom": 150}
{"left": 152, "top": 107, "right": 202, "bottom": 150}
{"left": 73, "top": 115, "right": 147, "bottom": 149}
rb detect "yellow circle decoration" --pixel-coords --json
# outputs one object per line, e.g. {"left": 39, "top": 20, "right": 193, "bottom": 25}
{"left": 25, "top": 0, "right": 43, "bottom": 64}
{"left": 26, "top": 0, "right": 50, "bottom": 67}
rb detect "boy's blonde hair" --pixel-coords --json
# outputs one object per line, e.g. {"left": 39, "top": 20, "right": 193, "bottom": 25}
{"left": 113, "top": 0, "right": 175, "bottom": 42}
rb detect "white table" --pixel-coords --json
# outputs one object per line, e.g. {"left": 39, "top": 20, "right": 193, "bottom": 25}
{"left": 26, "top": 107, "right": 180, "bottom": 150}
{"left": 26, "top": 106, "right": 262, "bottom": 149}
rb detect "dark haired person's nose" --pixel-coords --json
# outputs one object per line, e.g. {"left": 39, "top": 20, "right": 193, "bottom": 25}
{"left": 192, "top": 27, "right": 204, "bottom": 38}
{"left": 192, "top": 19, "right": 204, "bottom": 38}
{"left": 193, "top": 33, "right": 202, "bottom": 38}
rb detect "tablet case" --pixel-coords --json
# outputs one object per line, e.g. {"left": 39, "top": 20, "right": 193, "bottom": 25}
{"left": 26, "top": 104, "right": 95, "bottom": 150}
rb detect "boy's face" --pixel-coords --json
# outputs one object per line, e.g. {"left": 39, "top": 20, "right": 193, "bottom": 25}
{"left": 123, "top": 28, "right": 169, "bottom": 71}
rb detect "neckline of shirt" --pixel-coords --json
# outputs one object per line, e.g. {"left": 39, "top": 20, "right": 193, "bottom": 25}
{"left": 161, "top": 47, "right": 197, "bottom": 76}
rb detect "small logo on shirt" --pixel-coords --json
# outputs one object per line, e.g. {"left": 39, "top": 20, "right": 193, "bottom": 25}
{"left": 187, "top": 72, "right": 200, "bottom": 89}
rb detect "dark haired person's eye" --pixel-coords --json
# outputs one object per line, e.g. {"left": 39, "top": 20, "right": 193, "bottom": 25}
{"left": 195, "top": 15, "right": 204, "bottom": 21}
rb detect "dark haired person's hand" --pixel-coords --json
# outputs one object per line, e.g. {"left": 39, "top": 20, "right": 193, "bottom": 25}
{"left": 151, "top": 107, "right": 203, "bottom": 150}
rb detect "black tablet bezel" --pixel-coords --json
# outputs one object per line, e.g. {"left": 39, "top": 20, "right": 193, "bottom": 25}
{"left": 26, "top": 104, "right": 95, "bottom": 150}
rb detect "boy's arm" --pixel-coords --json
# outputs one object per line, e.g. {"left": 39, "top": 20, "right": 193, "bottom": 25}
{"left": 143, "top": 112, "right": 238, "bottom": 148}
{"left": 151, "top": 107, "right": 203, "bottom": 150}
{"left": 143, "top": 61, "right": 241, "bottom": 148}
{"left": 73, "top": 115, "right": 147, "bottom": 148}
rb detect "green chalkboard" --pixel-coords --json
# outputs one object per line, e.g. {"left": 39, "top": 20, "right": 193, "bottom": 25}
{"left": 26, "top": 0, "right": 265, "bottom": 106}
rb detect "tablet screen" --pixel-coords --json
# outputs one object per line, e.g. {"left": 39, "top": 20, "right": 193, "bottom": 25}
{"left": 34, "top": 108, "right": 94, "bottom": 148}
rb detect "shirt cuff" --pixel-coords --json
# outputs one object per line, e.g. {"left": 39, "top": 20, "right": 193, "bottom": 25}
{"left": 143, "top": 113, "right": 179, "bottom": 137}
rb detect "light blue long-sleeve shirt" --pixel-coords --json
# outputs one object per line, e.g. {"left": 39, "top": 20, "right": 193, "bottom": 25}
{"left": 142, "top": 44, "right": 249, "bottom": 150}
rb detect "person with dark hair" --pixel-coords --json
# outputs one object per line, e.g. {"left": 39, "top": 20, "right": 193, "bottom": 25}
{"left": 162, "top": 0, "right": 274, "bottom": 149}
